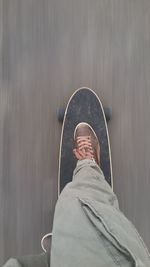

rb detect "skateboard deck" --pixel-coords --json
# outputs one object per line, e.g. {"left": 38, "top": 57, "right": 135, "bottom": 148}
{"left": 58, "top": 87, "right": 113, "bottom": 195}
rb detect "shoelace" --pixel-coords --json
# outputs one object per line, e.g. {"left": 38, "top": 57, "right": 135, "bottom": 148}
{"left": 73, "top": 135, "right": 94, "bottom": 160}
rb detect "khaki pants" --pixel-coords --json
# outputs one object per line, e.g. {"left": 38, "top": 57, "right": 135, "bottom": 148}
{"left": 50, "top": 159, "right": 150, "bottom": 267}
{"left": 3, "top": 159, "right": 150, "bottom": 267}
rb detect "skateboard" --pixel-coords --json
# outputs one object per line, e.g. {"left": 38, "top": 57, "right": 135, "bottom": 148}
{"left": 58, "top": 87, "right": 113, "bottom": 194}
{"left": 41, "top": 87, "right": 113, "bottom": 252}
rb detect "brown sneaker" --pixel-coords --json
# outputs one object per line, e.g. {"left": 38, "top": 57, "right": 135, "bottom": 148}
{"left": 73, "top": 122, "right": 100, "bottom": 165}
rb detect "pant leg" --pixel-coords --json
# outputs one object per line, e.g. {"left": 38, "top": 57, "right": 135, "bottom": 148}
{"left": 50, "top": 159, "right": 150, "bottom": 267}
{"left": 3, "top": 253, "right": 49, "bottom": 267}
{"left": 3, "top": 259, "right": 21, "bottom": 267}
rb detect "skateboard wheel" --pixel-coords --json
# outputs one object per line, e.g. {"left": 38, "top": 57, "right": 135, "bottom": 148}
{"left": 58, "top": 107, "right": 65, "bottom": 122}
{"left": 104, "top": 107, "right": 112, "bottom": 122}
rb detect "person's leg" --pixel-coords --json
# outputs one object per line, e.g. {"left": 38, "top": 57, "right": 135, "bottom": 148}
{"left": 51, "top": 123, "right": 150, "bottom": 267}
{"left": 51, "top": 159, "right": 150, "bottom": 267}
{"left": 3, "top": 252, "right": 49, "bottom": 267}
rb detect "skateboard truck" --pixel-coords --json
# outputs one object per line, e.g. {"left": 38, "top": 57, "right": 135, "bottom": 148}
{"left": 58, "top": 107, "right": 112, "bottom": 123}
